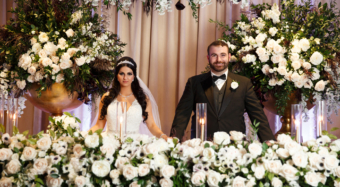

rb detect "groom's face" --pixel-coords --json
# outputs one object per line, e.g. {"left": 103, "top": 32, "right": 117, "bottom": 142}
{"left": 207, "top": 45, "right": 230, "bottom": 74}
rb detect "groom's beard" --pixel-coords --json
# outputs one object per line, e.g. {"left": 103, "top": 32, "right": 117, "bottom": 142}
{"left": 209, "top": 60, "right": 228, "bottom": 72}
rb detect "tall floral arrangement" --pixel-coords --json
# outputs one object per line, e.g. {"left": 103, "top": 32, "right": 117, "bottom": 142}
{"left": 0, "top": 0, "right": 125, "bottom": 102}
{"left": 1, "top": 114, "right": 340, "bottom": 186}
{"left": 212, "top": 0, "right": 340, "bottom": 116}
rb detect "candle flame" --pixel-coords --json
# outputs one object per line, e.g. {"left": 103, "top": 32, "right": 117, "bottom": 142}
{"left": 200, "top": 118, "right": 205, "bottom": 125}
{"left": 120, "top": 116, "right": 123, "bottom": 123}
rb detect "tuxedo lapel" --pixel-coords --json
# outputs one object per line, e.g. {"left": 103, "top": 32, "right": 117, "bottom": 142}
{"left": 219, "top": 73, "right": 235, "bottom": 117}
{"left": 200, "top": 73, "right": 217, "bottom": 115}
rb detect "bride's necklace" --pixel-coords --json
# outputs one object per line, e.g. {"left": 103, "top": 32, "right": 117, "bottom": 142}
{"left": 119, "top": 92, "right": 133, "bottom": 99}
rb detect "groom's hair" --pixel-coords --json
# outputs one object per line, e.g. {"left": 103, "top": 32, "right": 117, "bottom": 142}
{"left": 207, "top": 40, "right": 229, "bottom": 55}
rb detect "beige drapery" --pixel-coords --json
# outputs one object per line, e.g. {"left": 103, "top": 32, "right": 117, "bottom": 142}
{"left": 1, "top": 0, "right": 340, "bottom": 138}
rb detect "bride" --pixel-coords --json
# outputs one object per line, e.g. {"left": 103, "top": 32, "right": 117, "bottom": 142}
{"left": 90, "top": 57, "right": 168, "bottom": 140}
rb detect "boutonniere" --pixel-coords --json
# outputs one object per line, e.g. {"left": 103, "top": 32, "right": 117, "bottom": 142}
{"left": 231, "top": 80, "right": 239, "bottom": 90}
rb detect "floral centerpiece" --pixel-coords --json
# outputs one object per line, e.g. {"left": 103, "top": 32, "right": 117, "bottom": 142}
{"left": 1, "top": 113, "right": 340, "bottom": 186}
{"left": 212, "top": 0, "right": 340, "bottom": 117}
{"left": 0, "top": 0, "right": 125, "bottom": 103}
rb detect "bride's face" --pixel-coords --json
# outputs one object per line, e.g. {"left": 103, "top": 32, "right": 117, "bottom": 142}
{"left": 117, "top": 66, "right": 135, "bottom": 87}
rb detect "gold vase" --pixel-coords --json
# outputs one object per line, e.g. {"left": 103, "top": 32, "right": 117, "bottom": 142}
{"left": 24, "top": 83, "right": 83, "bottom": 130}
{"left": 262, "top": 92, "right": 299, "bottom": 137}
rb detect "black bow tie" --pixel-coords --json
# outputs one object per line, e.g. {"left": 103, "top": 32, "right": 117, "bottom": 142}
{"left": 212, "top": 74, "right": 226, "bottom": 82}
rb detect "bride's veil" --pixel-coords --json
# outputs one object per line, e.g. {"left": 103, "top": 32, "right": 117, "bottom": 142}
{"left": 90, "top": 77, "right": 161, "bottom": 136}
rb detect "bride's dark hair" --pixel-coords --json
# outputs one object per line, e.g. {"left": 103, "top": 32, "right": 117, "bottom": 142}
{"left": 99, "top": 57, "right": 148, "bottom": 121}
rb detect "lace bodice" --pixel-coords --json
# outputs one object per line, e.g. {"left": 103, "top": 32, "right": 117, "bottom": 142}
{"left": 106, "top": 98, "right": 143, "bottom": 135}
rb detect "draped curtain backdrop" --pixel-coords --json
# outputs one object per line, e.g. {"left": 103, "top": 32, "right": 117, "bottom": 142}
{"left": 1, "top": 0, "right": 339, "bottom": 139}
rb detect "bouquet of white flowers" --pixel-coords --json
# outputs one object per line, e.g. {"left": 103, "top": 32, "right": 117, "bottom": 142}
{"left": 1, "top": 114, "right": 340, "bottom": 186}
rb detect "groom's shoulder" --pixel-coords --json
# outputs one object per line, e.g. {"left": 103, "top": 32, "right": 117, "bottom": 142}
{"left": 188, "top": 72, "right": 210, "bottom": 81}
{"left": 229, "top": 72, "right": 251, "bottom": 83}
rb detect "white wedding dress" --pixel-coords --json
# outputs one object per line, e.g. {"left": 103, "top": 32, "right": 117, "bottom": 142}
{"left": 105, "top": 98, "right": 153, "bottom": 136}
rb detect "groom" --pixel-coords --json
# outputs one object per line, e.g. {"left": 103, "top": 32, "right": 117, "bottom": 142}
{"left": 170, "top": 40, "right": 275, "bottom": 142}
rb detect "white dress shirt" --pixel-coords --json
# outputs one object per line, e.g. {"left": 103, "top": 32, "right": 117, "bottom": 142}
{"left": 211, "top": 70, "right": 228, "bottom": 90}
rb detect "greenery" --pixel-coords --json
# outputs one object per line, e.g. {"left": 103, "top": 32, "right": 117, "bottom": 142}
{"left": 0, "top": 0, "right": 125, "bottom": 102}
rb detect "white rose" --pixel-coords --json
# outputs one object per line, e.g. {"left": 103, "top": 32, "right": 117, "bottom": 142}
{"left": 152, "top": 154, "right": 169, "bottom": 170}
{"left": 35, "top": 72, "right": 44, "bottom": 81}
{"left": 41, "top": 58, "right": 53, "bottom": 67}
{"left": 248, "top": 143, "right": 262, "bottom": 157}
{"left": 191, "top": 172, "right": 206, "bottom": 186}
{"left": 129, "top": 181, "right": 141, "bottom": 187}
{"left": 34, "top": 158, "right": 48, "bottom": 174}
{"left": 27, "top": 75, "right": 35, "bottom": 83}
{"left": 46, "top": 175, "right": 63, "bottom": 187}
{"left": 206, "top": 170, "right": 221, "bottom": 187}
{"left": 59, "top": 60, "right": 73, "bottom": 69}
{"left": 67, "top": 48, "right": 78, "bottom": 57}
{"left": 291, "top": 61, "right": 301, "bottom": 70}
{"left": 304, "top": 172, "right": 321, "bottom": 187}
{"left": 314, "top": 38, "right": 320, "bottom": 44}
{"left": 262, "top": 64, "right": 270, "bottom": 75}
{"left": 51, "top": 64, "right": 60, "bottom": 74}
{"left": 110, "top": 169, "right": 120, "bottom": 179}
{"left": 16, "top": 80, "right": 26, "bottom": 90}
{"left": 271, "top": 54, "right": 282, "bottom": 64}
{"left": 290, "top": 53, "right": 300, "bottom": 62}
{"left": 0, "top": 177, "right": 13, "bottom": 187}
{"left": 290, "top": 72, "right": 300, "bottom": 82}
{"left": 269, "top": 27, "right": 278, "bottom": 36}
{"left": 75, "top": 57, "right": 86, "bottom": 66}
{"left": 6, "top": 159, "right": 21, "bottom": 174}
{"left": 30, "top": 37, "right": 37, "bottom": 45}
{"left": 138, "top": 164, "right": 150, "bottom": 177}
{"left": 315, "top": 80, "right": 326, "bottom": 91}
{"left": 123, "top": 164, "right": 138, "bottom": 181}
{"left": 292, "top": 151, "right": 308, "bottom": 168}
{"left": 279, "top": 57, "right": 287, "bottom": 67}
{"left": 159, "top": 178, "right": 173, "bottom": 187}
{"left": 115, "top": 156, "right": 130, "bottom": 170}
{"left": 65, "top": 29, "right": 75, "bottom": 37}
{"left": 256, "top": 47, "right": 267, "bottom": 57}
{"left": 231, "top": 82, "right": 239, "bottom": 89}
{"left": 277, "top": 66, "right": 287, "bottom": 76}
{"left": 232, "top": 176, "right": 247, "bottom": 187}
{"left": 335, "top": 166, "right": 340, "bottom": 178}
{"left": 310, "top": 52, "right": 323, "bottom": 65}
{"left": 28, "top": 66, "right": 36, "bottom": 75}
{"left": 160, "top": 165, "right": 175, "bottom": 179}
{"left": 61, "top": 53, "right": 71, "bottom": 62}
{"left": 299, "top": 38, "right": 310, "bottom": 52}
{"left": 230, "top": 131, "right": 244, "bottom": 141}
{"left": 38, "top": 49, "right": 48, "bottom": 58}
{"left": 38, "top": 32, "right": 49, "bottom": 43}
{"left": 324, "top": 155, "right": 339, "bottom": 170}
{"left": 285, "top": 141, "right": 302, "bottom": 156}
{"left": 279, "top": 164, "right": 299, "bottom": 181}
{"left": 73, "top": 144, "right": 86, "bottom": 158}
{"left": 92, "top": 160, "right": 110, "bottom": 177}
{"left": 213, "top": 132, "right": 230, "bottom": 145}
{"left": 32, "top": 43, "right": 42, "bottom": 53}
{"left": 265, "top": 160, "right": 282, "bottom": 174}
{"left": 21, "top": 147, "right": 37, "bottom": 161}
{"left": 273, "top": 45, "right": 283, "bottom": 54}
{"left": 336, "top": 181, "right": 340, "bottom": 187}
{"left": 51, "top": 56, "right": 59, "bottom": 64}
{"left": 259, "top": 54, "right": 269, "bottom": 62}
{"left": 37, "top": 137, "right": 52, "bottom": 151}
{"left": 18, "top": 54, "right": 32, "bottom": 70}
{"left": 302, "top": 62, "right": 311, "bottom": 70}
{"left": 85, "top": 133, "right": 99, "bottom": 148}
{"left": 271, "top": 177, "right": 283, "bottom": 187}
{"left": 255, "top": 33, "right": 267, "bottom": 44}
{"left": 74, "top": 176, "right": 86, "bottom": 187}
{"left": 43, "top": 42, "right": 58, "bottom": 55}
{"left": 0, "top": 148, "right": 13, "bottom": 161}
{"left": 183, "top": 138, "right": 201, "bottom": 148}
{"left": 55, "top": 73, "right": 64, "bottom": 83}
{"left": 254, "top": 165, "right": 265, "bottom": 179}
{"left": 266, "top": 39, "right": 277, "bottom": 50}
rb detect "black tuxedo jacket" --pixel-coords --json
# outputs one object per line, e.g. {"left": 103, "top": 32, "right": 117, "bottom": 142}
{"left": 170, "top": 72, "right": 275, "bottom": 142}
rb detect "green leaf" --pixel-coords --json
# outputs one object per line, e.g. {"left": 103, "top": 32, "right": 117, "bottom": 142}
{"left": 88, "top": 130, "right": 93, "bottom": 135}
{"left": 327, "top": 134, "right": 338, "bottom": 140}
{"left": 14, "top": 147, "right": 19, "bottom": 153}
{"left": 49, "top": 129, "right": 55, "bottom": 139}
{"left": 35, "top": 176, "right": 44, "bottom": 184}
{"left": 125, "top": 137, "right": 133, "bottom": 143}
{"left": 48, "top": 116, "right": 55, "bottom": 124}
{"left": 75, "top": 117, "right": 81, "bottom": 123}
{"left": 204, "top": 143, "right": 210, "bottom": 148}
{"left": 63, "top": 112, "right": 72, "bottom": 117}
{"left": 322, "top": 130, "right": 329, "bottom": 135}
{"left": 13, "top": 125, "right": 19, "bottom": 135}
{"left": 147, "top": 154, "right": 153, "bottom": 159}
{"left": 262, "top": 142, "right": 269, "bottom": 153}
{"left": 0, "top": 124, "right": 5, "bottom": 133}
{"left": 259, "top": 181, "right": 264, "bottom": 187}
{"left": 28, "top": 138, "right": 37, "bottom": 145}
{"left": 22, "top": 130, "right": 29, "bottom": 136}
{"left": 95, "top": 129, "right": 103, "bottom": 135}
{"left": 331, "top": 127, "right": 339, "bottom": 132}
{"left": 268, "top": 172, "right": 274, "bottom": 181}
{"left": 67, "top": 126, "right": 73, "bottom": 136}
